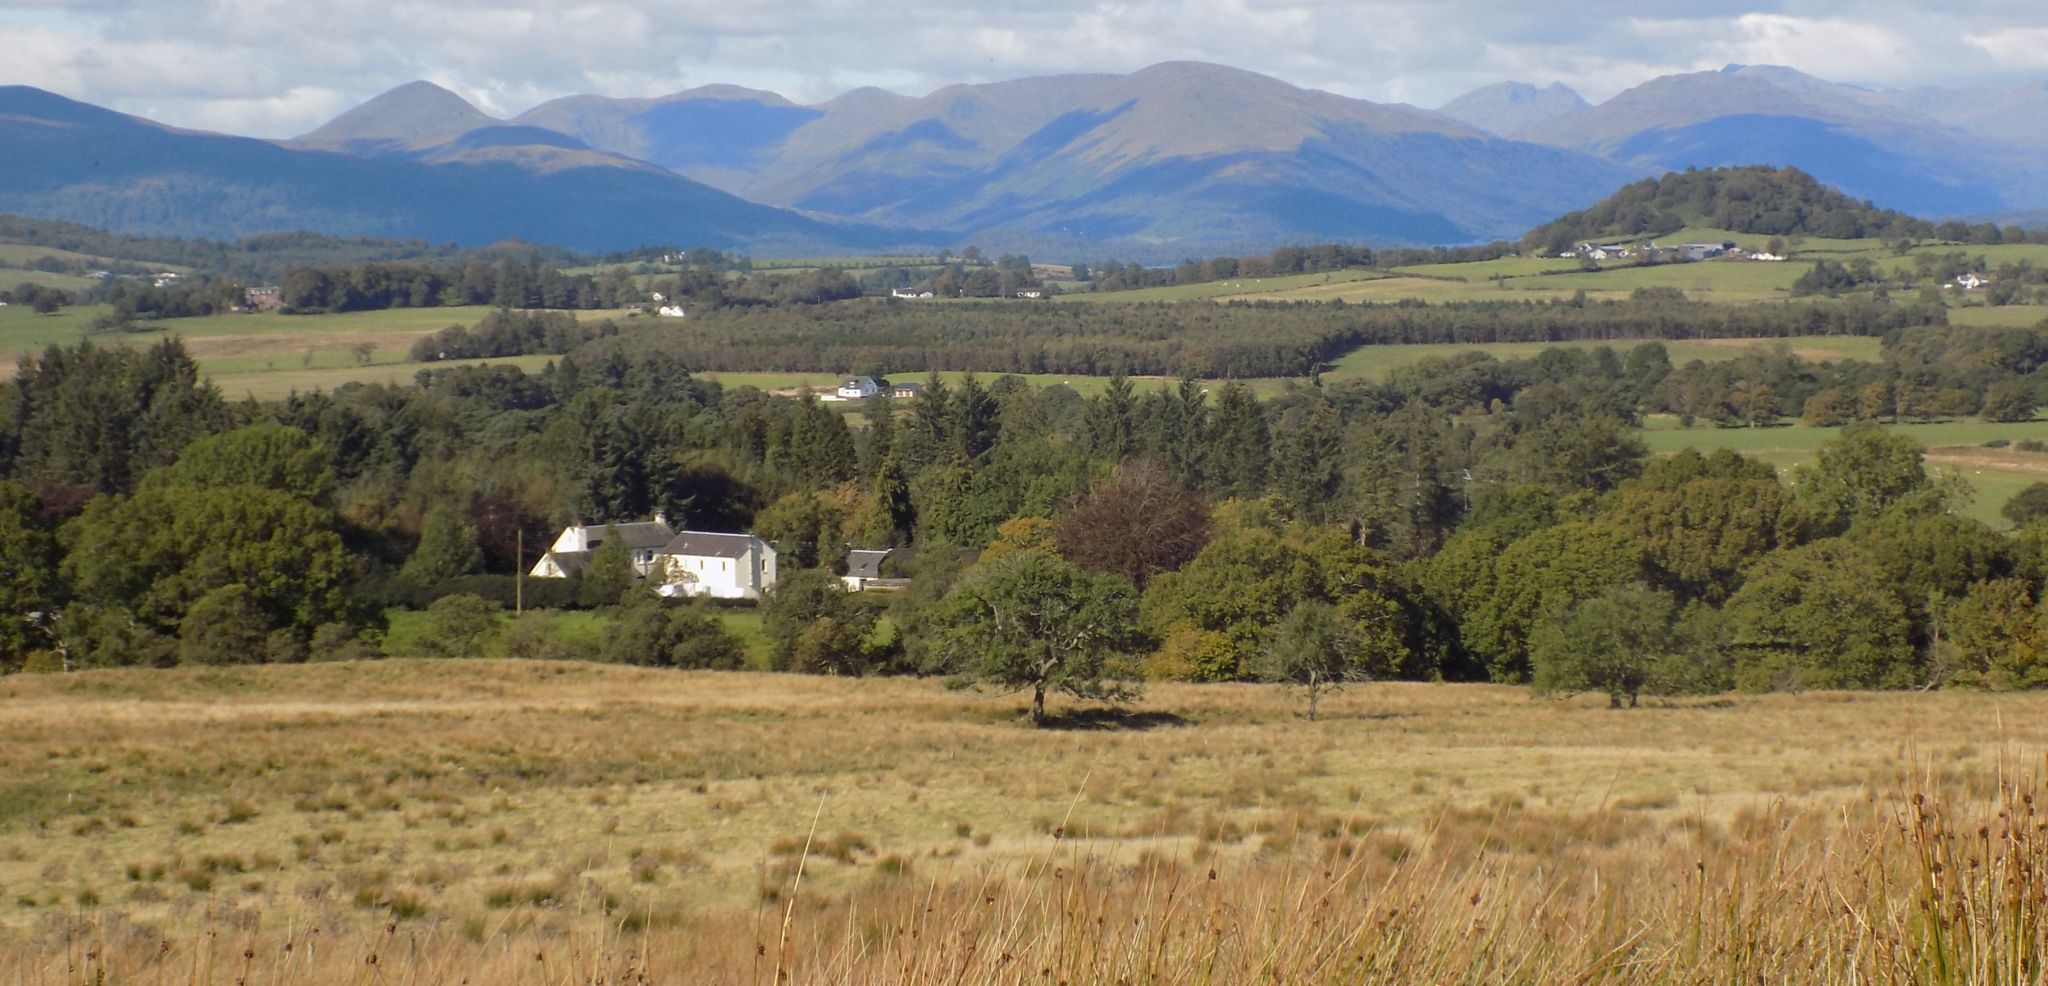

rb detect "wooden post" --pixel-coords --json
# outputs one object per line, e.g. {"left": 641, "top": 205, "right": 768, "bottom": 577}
{"left": 515, "top": 529, "right": 524, "bottom": 615}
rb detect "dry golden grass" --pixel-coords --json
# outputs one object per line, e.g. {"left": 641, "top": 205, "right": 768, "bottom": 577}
{"left": 2, "top": 661, "right": 2046, "bottom": 983}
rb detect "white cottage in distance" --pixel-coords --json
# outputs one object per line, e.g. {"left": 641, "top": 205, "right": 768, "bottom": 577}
{"left": 654, "top": 531, "right": 779, "bottom": 600}
{"left": 530, "top": 519, "right": 779, "bottom": 600}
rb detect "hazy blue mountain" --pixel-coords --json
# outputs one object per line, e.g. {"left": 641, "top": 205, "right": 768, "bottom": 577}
{"left": 1437, "top": 82, "right": 1589, "bottom": 139}
{"left": 1865, "top": 81, "right": 2048, "bottom": 150}
{"left": 0, "top": 85, "right": 904, "bottom": 253}
{"left": 493, "top": 61, "right": 1638, "bottom": 250}
{"left": 294, "top": 80, "right": 500, "bottom": 153}
{"left": 1522, "top": 65, "right": 2046, "bottom": 217}
{"left": 513, "top": 85, "right": 822, "bottom": 192}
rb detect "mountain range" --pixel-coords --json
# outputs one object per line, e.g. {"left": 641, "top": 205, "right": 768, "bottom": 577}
{"left": 5, "top": 61, "right": 2048, "bottom": 258}
{"left": 1437, "top": 64, "right": 2048, "bottom": 221}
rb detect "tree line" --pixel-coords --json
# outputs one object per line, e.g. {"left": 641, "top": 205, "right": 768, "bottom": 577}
{"left": 588, "top": 292, "right": 1942, "bottom": 380}
{"left": 7, "top": 327, "right": 2048, "bottom": 715}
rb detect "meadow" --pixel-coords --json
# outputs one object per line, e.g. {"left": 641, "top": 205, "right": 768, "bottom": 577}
{"left": 1642, "top": 416, "right": 2048, "bottom": 527}
{"left": 0, "top": 305, "right": 632, "bottom": 398}
{"left": 1, "top": 661, "right": 2044, "bottom": 983}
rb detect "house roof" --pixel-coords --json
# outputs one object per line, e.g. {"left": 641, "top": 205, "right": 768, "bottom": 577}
{"left": 842, "top": 376, "right": 877, "bottom": 388}
{"left": 580, "top": 521, "right": 677, "bottom": 551}
{"left": 662, "top": 531, "right": 762, "bottom": 558}
{"left": 541, "top": 550, "right": 592, "bottom": 575}
{"left": 845, "top": 549, "right": 892, "bottom": 580}
{"left": 892, "top": 382, "right": 922, "bottom": 394}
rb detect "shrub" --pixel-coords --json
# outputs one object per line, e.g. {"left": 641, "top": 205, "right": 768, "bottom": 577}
{"left": 416, "top": 595, "right": 503, "bottom": 659}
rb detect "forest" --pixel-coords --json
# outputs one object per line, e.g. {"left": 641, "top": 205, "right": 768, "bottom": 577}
{"left": 553, "top": 293, "right": 1945, "bottom": 380}
{"left": 7, "top": 315, "right": 2048, "bottom": 711}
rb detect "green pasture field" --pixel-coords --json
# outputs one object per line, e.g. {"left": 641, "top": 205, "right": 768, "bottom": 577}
{"left": 1526, "top": 259, "right": 1807, "bottom": 301}
{"left": 1391, "top": 256, "right": 1588, "bottom": 279}
{"left": 208, "top": 354, "right": 563, "bottom": 400}
{"left": 0, "top": 302, "right": 103, "bottom": 357}
{"left": 1, "top": 305, "right": 635, "bottom": 396}
{"left": 0, "top": 269, "right": 103, "bottom": 292}
{"left": 1947, "top": 305, "right": 2048, "bottom": 328}
{"left": 1639, "top": 416, "right": 2048, "bottom": 527}
{"left": 1055, "top": 268, "right": 1393, "bottom": 303}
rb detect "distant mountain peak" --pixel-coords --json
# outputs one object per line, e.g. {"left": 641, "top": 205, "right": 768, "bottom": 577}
{"left": 1438, "top": 81, "right": 1589, "bottom": 139}
{"left": 297, "top": 80, "right": 498, "bottom": 145}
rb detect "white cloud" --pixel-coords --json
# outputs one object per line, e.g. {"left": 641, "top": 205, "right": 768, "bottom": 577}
{"left": 2, "top": 1, "right": 2046, "bottom": 136}
{"left": 1969, "top": 27, "right": 2048, "bottom": 70}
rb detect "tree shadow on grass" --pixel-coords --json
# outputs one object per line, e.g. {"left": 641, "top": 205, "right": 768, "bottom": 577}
{"left": 1033, "top": 708, "right": 1193, "bottom": 732}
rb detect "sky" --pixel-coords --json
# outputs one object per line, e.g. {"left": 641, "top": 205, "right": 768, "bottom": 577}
{"left": 5, "top": 0, "right": 2048, "bottom": 137}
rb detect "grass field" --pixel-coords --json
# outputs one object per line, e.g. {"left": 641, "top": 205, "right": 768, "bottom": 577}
{"left": 1948, "top": 304, "right": 2048, "bottom": 328}
{"left": 2, "top": 661, "right": 2044, "bottom": 983}
{"left": 1047, "top": 231, "right": 2048, "bottom": 311}
{"left": 0, "top": 305, "right": 637, "bottom": 397}
{"left": 1642, "top": 416, "right": 2048, "bottom": 527}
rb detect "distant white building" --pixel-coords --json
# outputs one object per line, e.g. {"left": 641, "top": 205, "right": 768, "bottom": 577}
{"left": 837, "top": 376, "right": 880, "bottom": 400}
{"left": 1750, "top": 252, "right": 1786, "bottom": 262}
{"left": 1951, "top": 273, "right": 1989, "bottom": 291}
{"left": 891, "top": 288, "right": 934, "bottom": 299}
{"left": 655, "top": 532, "right": 779, "bottom": 600}
{"left": 657, "top": 305, "right": 686, "bottom": 317}
{"left": 529, "top": 520, "right": 679, "bottom": 579}
{"left": 530, "top": 520, "right": 779, "bottom": 600}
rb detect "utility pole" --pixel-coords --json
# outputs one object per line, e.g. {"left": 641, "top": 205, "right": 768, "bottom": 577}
{"left": 515, "top": 529, "right": 524, "bottom": 615}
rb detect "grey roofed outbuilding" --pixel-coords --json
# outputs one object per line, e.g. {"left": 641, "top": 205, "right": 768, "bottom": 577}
{"left": 845, "top": 549, "right": 892, "bottom": 580}
{"left": 662, "top": 531, "right": 761, "bottom": 558}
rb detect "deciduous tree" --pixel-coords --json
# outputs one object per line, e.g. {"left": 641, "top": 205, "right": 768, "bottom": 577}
{"left": 929, "top": 551, "right": 1139, "bottom": 725}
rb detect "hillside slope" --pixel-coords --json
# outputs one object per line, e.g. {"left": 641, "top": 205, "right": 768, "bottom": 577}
{"left": 0, "top": 86, "right": 906, "bottom": 253}
{"left": 1517, "top": 165, "right": 1938, "bottom": 254}
{"left": 1520, "top": 65, "right": 2043, "bottom": 218}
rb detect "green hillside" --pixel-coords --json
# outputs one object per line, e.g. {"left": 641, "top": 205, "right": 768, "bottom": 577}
{"left": 1517, "top": 166, "right": 1998, "bottom": 256}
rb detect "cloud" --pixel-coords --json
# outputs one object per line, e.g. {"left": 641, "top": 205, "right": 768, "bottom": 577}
{"left": 1969, "top": 27, "right": 2048, "bottom": 70}
{"left": 2, "top": 0, "right": 2046, "bottom": 136}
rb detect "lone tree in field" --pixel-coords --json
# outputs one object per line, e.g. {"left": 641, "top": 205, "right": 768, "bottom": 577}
{"left": 1255, "top": 600, "right": 1365, "bottom": 721}
{"left": 1528, "top": 583, "right": 1677, "bottom": 708}
{"left": 929, "top": 550, "right": 1138, "bottom": 726}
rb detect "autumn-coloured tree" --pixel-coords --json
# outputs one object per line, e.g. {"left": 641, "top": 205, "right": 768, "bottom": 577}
{"left": 1053, "top": 458, "right": 1210, "bottom": 587}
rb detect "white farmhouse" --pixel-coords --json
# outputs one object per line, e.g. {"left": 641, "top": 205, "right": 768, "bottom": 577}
{"left": 655, "top": 532, "right": 779, "bottom": 600}
{"left": 529, "top": 520, "right": 678, "bottom": 579}
{"left": 837, "top": 376, "right": 880, "bottom": 400}
{"left": 657, "top": 305, "right": 687, "bottom": 317}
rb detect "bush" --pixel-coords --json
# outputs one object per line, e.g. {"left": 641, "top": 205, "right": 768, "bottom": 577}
{"left": 310, "top": 623, "right": 382, "bottom": 662}
{"left": 2002, "top": 483, "right": 2048, "bottom": 526}
{"left": 22, "top": 650, "right": 64, "bottom": 673}
{"left": 416, "top": 595, "right": 503, "bottom": 659}
{"left": 601, "top": 600, "right": 744, "bottom": 669}
{"left": 403, "top": 574, "right": 580, "bottom": 611}
{"left": 178, "top": 584, "right": 271, "bottom": 666}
